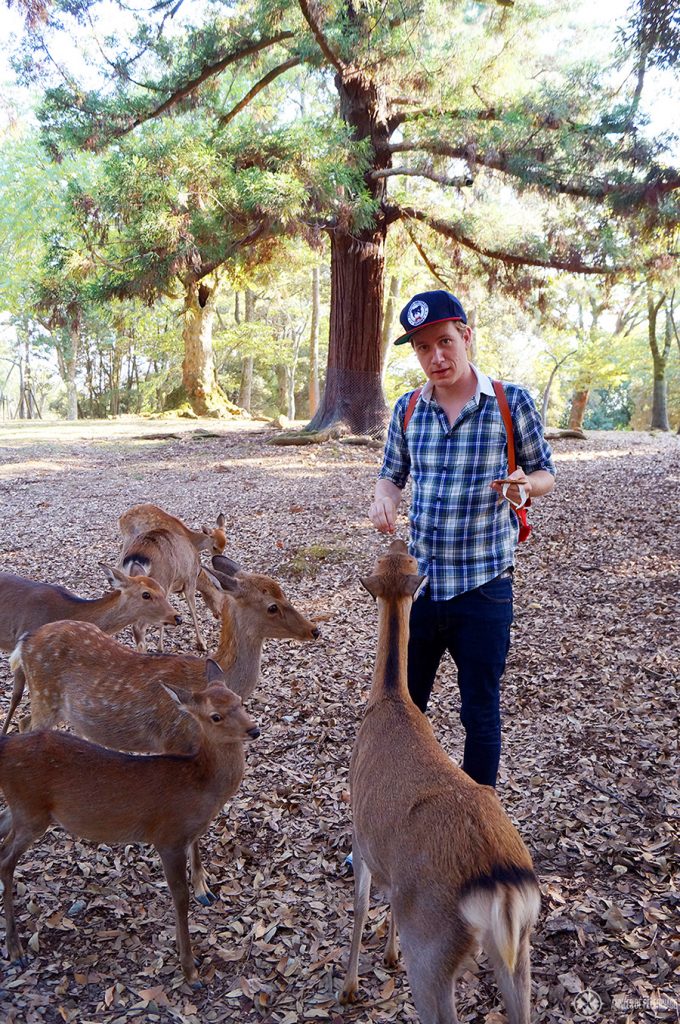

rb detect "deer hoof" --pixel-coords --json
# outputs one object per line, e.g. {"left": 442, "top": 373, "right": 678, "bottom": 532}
{"left": 339, "top": 985, "right": 358, "bottom": 1005}
{"left": 196, "top": 888, "right": 217, "bottom": 907}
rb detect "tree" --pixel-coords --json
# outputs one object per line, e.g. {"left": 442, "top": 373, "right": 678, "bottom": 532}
{"left": 12, "top": 0, "right": 680, "bottom": 432}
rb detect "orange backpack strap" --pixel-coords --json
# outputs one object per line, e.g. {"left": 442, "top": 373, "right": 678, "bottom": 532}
{"left": 492, "top": 379, "right": 532, "bottom": 541}
{"left": 402, "top": 387, "right": 423, "bottom": 432}
{"left": 492, "top": 380, "right": 516, "bottom": 472}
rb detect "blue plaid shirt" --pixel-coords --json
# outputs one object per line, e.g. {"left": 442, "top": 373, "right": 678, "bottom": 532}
{"left": 378, "top": 366, "right": 555, "bottom": 599}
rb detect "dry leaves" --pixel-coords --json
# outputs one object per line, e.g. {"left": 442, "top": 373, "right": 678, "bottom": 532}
{"left": 0, "top": 424, "right": 677, "bottom": 1024}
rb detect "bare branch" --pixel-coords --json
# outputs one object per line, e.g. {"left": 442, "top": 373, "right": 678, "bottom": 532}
{"left": 404, "top": 225, "right": 451, "bottom": 287}
{"left": 297, "top": 0, "right": 345, "bottom": 75}
{"left": 217, "top": 57, "right": 302, "bottom": 128}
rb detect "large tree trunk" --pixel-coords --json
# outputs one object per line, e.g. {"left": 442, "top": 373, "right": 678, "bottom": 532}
{"left": 308, "top": 266, "right": 321, "bottom": 416}
{"left": 54, "top": 318, "right": 80, "bottom": 421}
{"left": 307, "top": 70, "right": 390, "bottom": 435}
{"left": 181, "top": 279, "right": 235, "bottom": 417}
{"left": 568, "top": 389, "right": 590, "bottom": 430}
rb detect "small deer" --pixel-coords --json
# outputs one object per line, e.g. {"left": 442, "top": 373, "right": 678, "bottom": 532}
{"left": 0, "top": 683, "right": 258, "bottom": 985}
{"left": 118, "top": 504, "right": 226, "bottom": 652}
{"left": 8, "top": 556, "right": 319, "bottom": 903}
{"left": 340, "top": 540, "right": 540, "bottom": 1024}
{"left": 0, "top": 565, "right": 180, "bottom": 734}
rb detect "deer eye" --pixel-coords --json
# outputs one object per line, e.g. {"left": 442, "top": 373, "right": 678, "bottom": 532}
{"left": 210, "top": 713, "right": 222, "bottom": 723}
{"left": 267, "top": 603, "right": 278, "bottom": 615}
{"left": 142, "top": 591, "right": 151, "bottom": 600}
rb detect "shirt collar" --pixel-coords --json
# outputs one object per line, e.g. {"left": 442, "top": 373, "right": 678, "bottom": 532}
{"left": 421, "top": 363, "right": 494, "bottom": 405}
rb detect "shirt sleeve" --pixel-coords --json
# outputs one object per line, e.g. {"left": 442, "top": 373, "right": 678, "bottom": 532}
{"left": 510, "top": 387, "right": 556, "bottom": 476}
{"left": 378, "top": 393, "right": 411, "bottom": 489}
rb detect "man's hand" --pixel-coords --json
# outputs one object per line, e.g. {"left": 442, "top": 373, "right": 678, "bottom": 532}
{"left": 369, "top": 496, "right": 398, "bottom": 534}
{"left": 490, "top": 468, "right": 531, "bottom": 509}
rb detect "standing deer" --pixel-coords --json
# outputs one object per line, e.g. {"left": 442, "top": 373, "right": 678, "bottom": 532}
{"left": 0, "top": 683, "right": 259, "bottom": 985}
{"left": 7, "top": 556, "right": 319, "bottom": 903}
{"left": 118, "top": 504, "right": 226, "bottom": 652}
{"left": 340, "top": 540, "right": 540, "bottom": 1024}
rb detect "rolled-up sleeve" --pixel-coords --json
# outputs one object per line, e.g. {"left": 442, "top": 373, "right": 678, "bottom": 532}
{"left": 378, "top": 394, "right": 411, "bottom": 489}
{"left": 512, "top": 388, "right": 556, "bottom": 476}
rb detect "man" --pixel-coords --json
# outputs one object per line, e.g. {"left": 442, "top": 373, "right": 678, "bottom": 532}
{"left": 370, "top": 289, "right": 555, "bottom": 788}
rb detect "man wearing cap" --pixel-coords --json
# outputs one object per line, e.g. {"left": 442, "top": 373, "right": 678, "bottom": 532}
{"left": 369, "top": 289, "right": 555, "bottom": 788}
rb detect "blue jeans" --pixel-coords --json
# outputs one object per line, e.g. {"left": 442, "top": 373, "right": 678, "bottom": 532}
{"left": 407, "top": 576, "right": 513, "bottom": 788}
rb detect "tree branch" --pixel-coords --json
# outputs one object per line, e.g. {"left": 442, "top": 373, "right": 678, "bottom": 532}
{"left": 390, "top": 139, "right": 680, "bottom": 206}
{"left": 91, "top": 32, "right": 296, "bottom": 143}
{"left": 297, "top": 0, "right": 346, "bottom": 75}
{"left": 217, "top": 57, "right": 302, "bottom": 128}
{"left": 370, "top": 166, "right": 473, "bottom": 188}
{"left": 404, "top": 225, "right": 451, "bottom": 287}
{"left": 392, "top": 203, "right": 627, "bottom": 275}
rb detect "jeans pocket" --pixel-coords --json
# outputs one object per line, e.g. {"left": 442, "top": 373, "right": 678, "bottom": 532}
{"left": 478, "top": 577, "right": 513, "bottom": 605}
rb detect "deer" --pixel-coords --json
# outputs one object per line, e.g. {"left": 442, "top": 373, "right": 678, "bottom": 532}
{"left": 0, "top": 565, "right": 181, "bottom": 732}
{"left": 6, "top": 554, "right": 320, "bottom": 904}
{"left": 118, "top": 504, "right": 227, "bottom": 652}
{"left": 340, "top": 540, "right": 540, "bottom": 1024}
{"left": 0, "top": 682, "right": 259, "bottom": 986}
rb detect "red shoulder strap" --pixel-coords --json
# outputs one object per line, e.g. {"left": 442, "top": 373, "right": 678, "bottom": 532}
{"left": 402, "top": 387, "right": 423, "bottom": 432}
{"left": 492, "top": 379, "right": 516, "bottom": 473}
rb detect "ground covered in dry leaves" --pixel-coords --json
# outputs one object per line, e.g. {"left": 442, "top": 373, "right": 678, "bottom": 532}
{"left": 0, "top": 421, "right": 677, "bottom": 1024}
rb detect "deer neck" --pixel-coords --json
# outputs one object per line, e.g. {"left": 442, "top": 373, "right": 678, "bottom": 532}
{"left": 368, "top": 596, "right": 411, "bottom": 705}
{"left": 75, "top": 591, "right": 126, "bottom": 633}
{"left": 213, "top": 599, "right": 263, "bottom": 699}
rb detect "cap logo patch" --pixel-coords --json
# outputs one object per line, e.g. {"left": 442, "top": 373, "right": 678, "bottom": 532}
{"left": 407, "top": 300, "right": 429, "bottom": 326}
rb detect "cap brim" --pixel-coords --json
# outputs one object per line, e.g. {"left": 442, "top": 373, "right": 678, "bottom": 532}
{"left": 393, "top": 316, "right": 465, "bottom": 346}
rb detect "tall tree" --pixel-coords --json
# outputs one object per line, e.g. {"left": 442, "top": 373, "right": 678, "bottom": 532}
{"left": 16, "top": 0, "right": 680, "bottom": 431}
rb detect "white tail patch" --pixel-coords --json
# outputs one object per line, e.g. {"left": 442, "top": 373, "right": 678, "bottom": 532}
{"left": 9, "top": 638, "right": 25, "bottom": 675}
{"left": 459, "top": 882, "right": 540, "bottom": 973}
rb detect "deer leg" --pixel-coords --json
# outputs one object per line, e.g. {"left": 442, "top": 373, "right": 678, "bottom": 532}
{"left": 384, "top": 906, "right": 399, "bottom": 967}
{"left": 484, "top": 926, "right": 533, "bottom": 1024}
{"left": 189, "top": 840, "right": 216, "bottom": 906}
{"left": 0, "top": 817, "right": 46, "bottom": 966}
{"left": 184, "top": 584, "right": 206, "bottom": 652}
{"left": 396, "top": 907, "right": 475, "bottom": 1024}
{"left": 339, "top": 840, "right": 372, "bottom": 1005}
{"left": 156, "top": 844, "right": 200, "bottom": 987}
{"left": 1, "top": 667, "right": 27, "bottom": 735}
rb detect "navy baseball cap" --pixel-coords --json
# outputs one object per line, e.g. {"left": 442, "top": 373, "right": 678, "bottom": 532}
{"left": 394, "top": 290, "right": 467, "bottom": 345}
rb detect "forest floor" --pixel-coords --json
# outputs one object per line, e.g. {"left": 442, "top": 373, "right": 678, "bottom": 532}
{"left": 0, "top": 419, "right": 677, "bottom": 1024}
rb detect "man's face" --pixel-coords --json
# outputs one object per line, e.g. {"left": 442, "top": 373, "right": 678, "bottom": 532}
{"left": 410, "top": 320, "right": 472, "bottom": 387}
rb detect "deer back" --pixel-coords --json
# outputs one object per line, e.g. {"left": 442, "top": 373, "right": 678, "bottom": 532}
{"left": 0, "top": 684, "right": 257, "bottom": 847}
{"left": 19, "top": 622, "right": 227, "bottom": 753}
{"left": 0, "top": 566, "right": 178, "bottom": 651}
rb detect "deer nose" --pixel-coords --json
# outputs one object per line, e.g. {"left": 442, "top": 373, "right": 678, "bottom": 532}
{"left": 311, "top": 626, "right": 321, "bottom": 639}
{"left": 174, "top": 614, "right": 183, "bottom": 625}
{"left": 247, "top": 726, "right": 260, "bottom": 740}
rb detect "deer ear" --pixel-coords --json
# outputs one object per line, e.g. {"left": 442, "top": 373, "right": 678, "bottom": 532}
{"left": 210, "top": 570, "right": 241, "bottom": 594}
{"left": 212, "top": 554, "right": 241, "bottom": 577}
{"left": 205, "top": 659, "right": 226, "bottom": 686}
{"left": 405, "top": 574, "right": 427, "bottom": 598}
{"left": 99, "top": 563, "right": 127, "bottom": 588}
{"left": 216, "top": 513, "right": 226, "bottom": 528}
{"left": 360, "top": 574, "right": 383, "bottom": 599}
{"left": 160, "top": 682, "right": 194, "bottom": 710}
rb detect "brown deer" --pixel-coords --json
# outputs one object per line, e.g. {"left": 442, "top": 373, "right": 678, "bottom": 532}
{"left": 7, "top": 556, "right": 319, "bottom": 903}
{"left": 340, "top": 540, "right": 540, "bottom": 1024}
{"left": 0, "top": 683, "right": 258, "bottom": 985}
{"left": 118, "top": 504, "right": 226, "bottom": 652}
{"left": 0, "top": 565, "right": 180, "bottom": 733}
